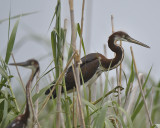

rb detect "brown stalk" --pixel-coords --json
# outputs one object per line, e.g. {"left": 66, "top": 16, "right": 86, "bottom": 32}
{"left": 111, "top": 15, "right": 114, "bottom": 33}
{"left": 71, "top": 64, "right": 85, "bottom": 128}
{"left": 123, "top": 74, "right": 142, "bottom": 124}
{"left": 69, "top": 0, "right": 85, "bottom": 127}
{"left": 101, "top": 44, "right": 107, "bottom": 97}
{"left": 130, "top": 47, "right": 153, "bottom": 126}
{"left": 111, "top": 15, "right": 121, "bottom": 105}
{"left": 111, "top": 15, "right": 122, "bottom": 128}
{"left": 118, "top": 41, "right": 122, "bottom": 105}
{"left": 103, "top": 44, "right": 107, "bottom": 57}
{"left": 11, "top": 53, "right": 25, "bottom": 92}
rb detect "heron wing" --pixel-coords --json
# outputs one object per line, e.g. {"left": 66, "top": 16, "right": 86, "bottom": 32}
{"left": 45, "top": 53, "right": 102, "bottom": 98}
{"left": 65, "top": 53, "right": 101, "bottom": 90}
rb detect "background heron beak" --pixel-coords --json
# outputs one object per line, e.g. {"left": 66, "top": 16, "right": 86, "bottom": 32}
{"left": 9, "top": 61, "right": 29, "bottom": 67}
{"left": 127, "top": 36, "right": 150, "bottom": 48}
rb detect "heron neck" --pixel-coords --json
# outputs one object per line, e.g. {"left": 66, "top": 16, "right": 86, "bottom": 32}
{"left": 24, "top": 68, "right": 39, "bottom": 119}
{"left": 107, "top": 35, "right": 124, "bottom": 69}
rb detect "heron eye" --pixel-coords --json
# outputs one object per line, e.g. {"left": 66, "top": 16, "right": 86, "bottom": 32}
{"left": 31, "top": 61, "right": 35, "bottom": 65}
{"left": 122, "top": 35, "right": 125, "bottom": 38}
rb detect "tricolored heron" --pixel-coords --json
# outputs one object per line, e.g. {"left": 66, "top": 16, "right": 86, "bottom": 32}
{"left": 45, "top": 31, "right": 150, "bottom": 98}
{"left": 7, "top": 59, "right": 39, "bottom": 128}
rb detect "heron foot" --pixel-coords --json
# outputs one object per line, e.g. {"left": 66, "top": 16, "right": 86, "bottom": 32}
{"left": 114, "top": 86, "right": 124, "bottom": 91}
{"left": 114, "top": 86, "right": 124, "bottom": 97}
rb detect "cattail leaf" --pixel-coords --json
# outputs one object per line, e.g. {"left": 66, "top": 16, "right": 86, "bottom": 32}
{"left": 67, "top": 45, "right": 73, "bottom": 61}
{"left": 131, "top": 87, "right": 152, "bottom": 121}
{"left": 0, "top": 11, "right": 38, "bottom": 24}
{"left": 0, "top": 99, "right": 4, "bottom": 104}
{"left": 77, "top": 23, "right": 86, "bottom": 56}
{"left": 0, "top": 91, "right": 9, "bottom": 128}
{"left": 32, "top": 85, "right": 51, "bottom": 103}
{"left": 93, "top": 104, "right": 108, "bottom": 128}
{"left": 105, "top": 119, "right": 115, "bottom": 128}
{"left": 154, "top": 124, "right": 160, "bottom": 128}
{"left": 51, "top": 31, "right": 57, "bottom": 65}
{"left": 126, "top": 60, "right": 134, "bottom": 96}
{"left": 118, "top": 107, "right": 133, "bottom": 128}
{"left": 151, "top": 82, "right": 160, "bottom": 121}
{"left": 5, "top": 19, "right": 19, "bottom": 64}
{"left": 0, "top": 66, "right": 9, "bottom": 79}
{"left": 48, "top": 0, "right": 61, "bottom": 30}
{"left": 82, "top": 99, "right": 97, "bottom": 111}
{"left": 8, "top": 6, "right": 11, "bottom": 40}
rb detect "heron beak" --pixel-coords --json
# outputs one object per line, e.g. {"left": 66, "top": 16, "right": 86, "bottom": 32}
{"left": 126, "top": 36, "right": 150, "bottom": 48}
{"left": 9, "top": 61, "right": 29, "bottom": 67}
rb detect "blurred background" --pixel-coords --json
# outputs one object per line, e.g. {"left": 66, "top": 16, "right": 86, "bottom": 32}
{"left": 1, "top": 1, "right": 160, "bottom": 127}
{"left": 0, "top": 0, "right": 159, "bottom": 87}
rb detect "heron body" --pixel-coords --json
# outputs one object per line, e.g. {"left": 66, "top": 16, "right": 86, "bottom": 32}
{"left": 7, "top": 59, "right": 39, "bottom": 128}
{"left": 45, "top": 31, "right": 150, "bottom": 98}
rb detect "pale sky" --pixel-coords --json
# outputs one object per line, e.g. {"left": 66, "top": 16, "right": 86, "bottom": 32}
{"left": 0, "top": 0, "right": 159, "bottom": 83}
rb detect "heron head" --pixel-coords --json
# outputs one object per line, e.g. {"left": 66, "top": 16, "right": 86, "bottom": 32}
{"left": 113, "top": 31, "right": 150, "bottom": 48}
{"left": 9, "top": 59, "right": 39, "bottom": 70}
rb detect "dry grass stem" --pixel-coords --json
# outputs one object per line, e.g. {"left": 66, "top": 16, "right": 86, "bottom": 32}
{"left": 118, "top": 41, "right": 122, "bottom": 106}
{"left": 130, "top": 47, "right": 153, "bottom": 126}
{"left": 111, "top": 15, "right": 114, "bottom": 33}
{"left": 69, "top": 0, "right": 85, "bottom": 127}
{"left": 103, "top": 44, "right": 107, "bottom": 56}
{"left": 111, "top": 15, "right": 121, "bottom": 105}
{"left": 111, "top": 15, "right": 121, "bottom": 127}
{"left": 68, "top": 0, "right": 76, "bottom": 50}
{"left": 11, "top": 53, "right": 25, "bottom": 92}
{"left": 71, "top": 64, "right": 85, "bottom": 127}
{"left": 123, "top": 73, "right": 143, "bottom": 123}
